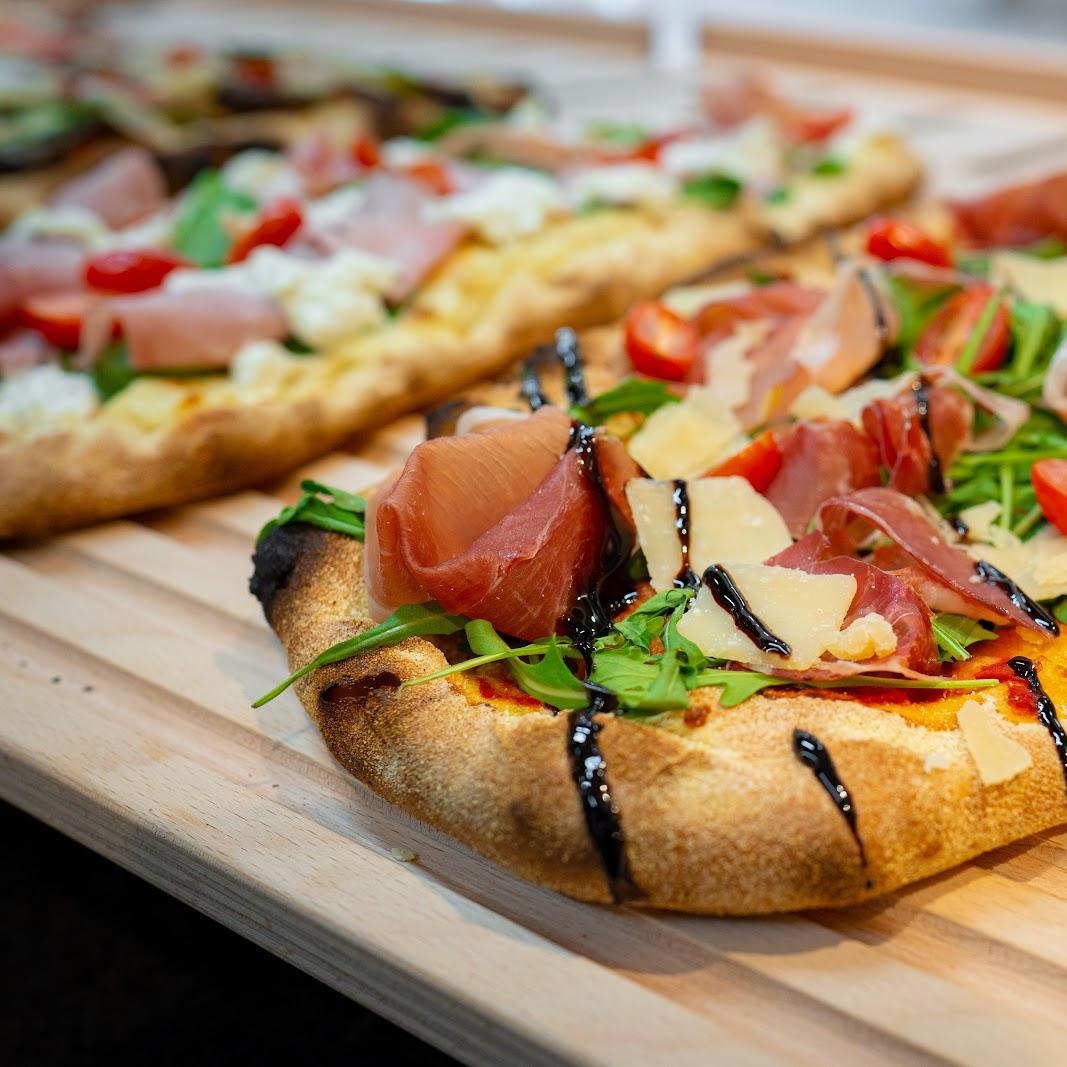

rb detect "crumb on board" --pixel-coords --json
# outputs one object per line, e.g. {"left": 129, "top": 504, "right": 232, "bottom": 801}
{"left": 389, "top": 847, "right": 418, "bottom": 863}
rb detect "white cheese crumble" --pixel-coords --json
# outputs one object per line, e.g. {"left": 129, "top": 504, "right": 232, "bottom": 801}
{"left": 229, "top": 339, "right": 300, "bottom": 391}
{"left": 660, "top": 118, "right": 783, "bottom": 186}
{"left": 9, "top": 205, "right": 109, "bottom": 248}
{"left": 0, "top": 365, "right": 99, "bottom": 435}
{"left": 568, "top": 162, "right": 678, "bottom": 209}
{"left": 100, "top": 210, "right": 175, "bottom": 251}
{"left": 424, "top": 168, "right": 565, "bottom": 244}
{"left": 220, "top": 149, "right": 303, "bottom": 201}
{"left": 381, "top": 138, "right": 434, "bottom": 169}
{"left": 304, "top": 183, "right": 366, "bottom": 230}
{"left": 957, "top": 698, "right": 1032, "bottom": 786}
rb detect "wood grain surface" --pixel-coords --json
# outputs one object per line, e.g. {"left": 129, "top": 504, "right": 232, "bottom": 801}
{"left": 6, "top": 11, "right": 1067, "bottom": 1064}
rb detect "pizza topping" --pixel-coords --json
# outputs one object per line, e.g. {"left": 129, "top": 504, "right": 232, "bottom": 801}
{"left": 989, "top": 252, "right": 1067, "bottom": 317}
{"left": 48, "top": 147, "right": 166, "bottom": 230}
{"left": 914, "top": 284, "right": 1011, "bottom": 374}
{"left": 0, "top": 362, "right": 98, "bottom": 435}
{"left": 568, "top": 162, "right": 679, "bottom": 209}
{"left": 956, "top": 698, "right": 1032, "bottom": 786}
{"left": 818, "top": 487, "right": 1059, "bottom": 635}
{"left": 0, "top": 328, "right": 56, "bottom": 375}
{"left": 792, "top": 730, "right": 866, "bottom": 866}
{"left": 1003, "top": 657, "right": 1067, "bottom": 789}
{"left": 84, "top": 248, "right": 190, "bottom": 293}
{"left": 0, "top": 239, "right": 86, "bottom": 322}
{"left": 623, "top": 300, "right": 701, "bottom": 382}
{"left": 18, "top": 290, "right": 91, "bottom": 349}
{"left": 865, "top": 217, "right": 952, "bottom": 268}
{"left": 950, "top": 171, "right": 1067, "bottom": 250}
{"left": 708, "top": 430, "right": 782, "bottom": 491}
{"left": 1033, "top": 459, "right": 1067, "bottom": 536}
{"left": 227, "top": 197, "right": 304, "bottom": 263}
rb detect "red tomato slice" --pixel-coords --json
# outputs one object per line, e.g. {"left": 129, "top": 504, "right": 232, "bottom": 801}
{"left": 865, "top": 217, "right": 953, "bottom": 268}
{"left": 623, "top": 301, "right": 700, "bottom": 382}
{"left": 914, "top": 284, "right": 1010, "bottom": 373}
{"left": 85, "top": 248, "right": 190, "bottom": 293}
{"left": 351, "top": 133, "right": 381, "bottom": 169}
{"left": 19, "top": 291, "right": 92, "bottom": 350}
{"left": 227, "top": 197, "right": 304, "bottom": 263}
{"left": 1033, "top": 459, "right": 1067, "bottom": 537}
{"left": 403, "top": 159, "right": 456, "bottom": 197}
{"left": 708, "top": 431, "right": 782, "bottom": 492}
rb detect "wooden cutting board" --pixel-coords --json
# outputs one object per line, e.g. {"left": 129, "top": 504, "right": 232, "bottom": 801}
{"left": 3, "top": 412, "right": 1067, "bottom": 1067}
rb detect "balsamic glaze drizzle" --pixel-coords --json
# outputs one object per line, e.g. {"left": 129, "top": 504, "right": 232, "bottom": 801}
{"left": 520, "top": 355, "right": 547, "bottom": 411}
{"left": 568, "top": 683, "right": 639, "bottom": 902}
{"left": 823, "top": 229, "right": 890, "bottom": 344}
{"left": 1006, "top": 657, "right": 1067, "bottom": 790}
{"left": 974, "top": 560, "right": 1059, "bottom": 635}
{"left": 555, "top": 327, "right": 590, "bottom": 408}
{"left": 671, "top": 479, "right": 700, "bottom": 589}
{"left": 793, "top": 729, "right": 867, "bottom": 866}
{"left": 912, "top": 377, "right": 946, "bottom": 495}
{"left": 950, "top": 515, "right": 970, "bottom": 539}
{"left": 702, "top": 564, "right": 792, "bottom": 656}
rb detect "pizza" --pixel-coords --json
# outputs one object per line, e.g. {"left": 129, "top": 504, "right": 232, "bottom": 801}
{"left": 0, "top": 76, "right": 920, "bottom": 538}
{"left": 251, "top": 172, "right": 1067, "bottom": 913}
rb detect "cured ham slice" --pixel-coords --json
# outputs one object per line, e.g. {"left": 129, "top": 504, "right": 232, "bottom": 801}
{"left": 0, "top": 240, "right": 86, "bottom": 321}
{"left": 366, "top": 408, "right": 640, "bottom": 639}
{"left": 861, "top": 381, "right": 972, "bottom": 495}
{"left": 436, "top": 124, "right": 600, "bottom": 173}
{"left": 925, "top": 366, "right": 1028, "bottom": 451}
{"left": 80, "top": 289, "right": 287, "bottom": 370}
{"left": 818, "top": 488, "right": 1056, "bottom": 635}
{"left": 49, "top": 147, "right": 166, "bottom": 230}
{"left": 950, "top": 171, "right": 1067, "bottom": 249}
{"left": 693, "top": 281, "right": 822, "bottom": 349}
{"left": 766, "top": 532, "right": 940, "bottom": 678}
{"left": 0, "top": 329, "right": 57, "bottom": 374}
{"left": 765, "top": 421, "right": 880, "bottom": 537}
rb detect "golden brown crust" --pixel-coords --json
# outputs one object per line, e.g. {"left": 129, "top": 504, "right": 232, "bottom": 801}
{"left": 0, "top": 134, "right": 920, "bottom": 539}
{"left": 258, "top": 527, "right": 1067, "bottom": 915}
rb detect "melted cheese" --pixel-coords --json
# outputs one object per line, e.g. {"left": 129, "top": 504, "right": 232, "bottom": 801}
{"left": 678, "top": 564, "right": 858, "bottom": 671}
{"left": 626, "top": 476, "right": 792, "bottom": 591}
{"left": 0, "top": 365, "right": 98, "bottom": 435}
{"left": 626, "top": 386, "right": 744, "bottom": 479}
{"left": 956, "top": 698, "right": 1032, "bottom": 786}
{"left": 569, "top": 163, "right": 678, "bottom": 209}
{"left": 990, "top": 253, "right": 1067, "bottom": 316}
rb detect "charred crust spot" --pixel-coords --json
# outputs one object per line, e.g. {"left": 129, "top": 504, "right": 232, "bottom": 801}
{"left": 249, "top": 523, "right": 319, "bottom": 622}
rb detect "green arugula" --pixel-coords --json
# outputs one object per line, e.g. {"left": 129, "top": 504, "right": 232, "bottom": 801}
{"left": 257, "top": 480, "right": 367, "bottom": 544}
{"left": 252, "top": 602, "right": 467, "bottom": 707}
{"left": 931, "top": 613, "right": 997, "bottom": 662}
{"left": 810, "top": 156, "right": 846, "bottom": 177}
{"left": 173, "top": 170, "right": 257, "bottom": 267}
{"left": 883, "top": 274, "right": 959, "bottom": 359}
{"left": 956, "top": 292, "right": 1005, "bottom": 375}
{"left": 414, "top": 106, "right": 492, "bottom": 142}
{"left": 572, "top": 377, "right": 679, "bottom": 425}
{"left": 765, "top": 187, "right": 790, "bottom": 205}
{"left": 681, "top": 173, "right": 742, "bottom": 210}
{"left": 584, "top": 121, "right": 650, "bottom": 147}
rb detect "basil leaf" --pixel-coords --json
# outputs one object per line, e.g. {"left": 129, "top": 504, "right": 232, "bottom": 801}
{"left": 681, "top": 172, "right": 742, "bottom": 210}
{"left": 257, "top": 480, "right": 367, "bottom": 544}
{"left": 466, "top": 620, "right": 587, "bottom": 709}
{"left": 573, "top": 377, "right": 680, "bottom": 425}
{"left": 252, "top": 602, "right": 466, "bottom": 707}
{"left": 811, "top": 156, "right": 846, "bottom": 176}
{"left": 92, "top": 340, "right": 138, "bottom": 401}
{"left": 931, "top": 613, "right": 997, "bottom": 662}
{"left": 173, "top": 170, "right": 257, "bottom": 267}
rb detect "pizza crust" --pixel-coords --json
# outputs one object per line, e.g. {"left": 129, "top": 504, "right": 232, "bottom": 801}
{"left": 253, "top": 525, "right": 1067, "bottom": 914}
{"left": 1, "top": 134, "right": 919, "bottom": 539}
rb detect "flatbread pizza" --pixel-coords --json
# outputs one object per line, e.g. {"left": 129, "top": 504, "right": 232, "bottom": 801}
{"left": 0, "top": 78, "right": 920, "bottom": 538}
{"left": 251, "top": 182, "right": 1067, "bottom": 912}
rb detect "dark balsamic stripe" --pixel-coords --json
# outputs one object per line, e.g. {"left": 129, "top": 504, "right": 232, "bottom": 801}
{"left": 567, "top": 683, "right": 640, "bottom": 903}
{"left": 671, "top": 479, "right": 700, "bottom": 589}
{"left": 793, "top": 729, "right": 867, "bottom": 867}
{"left": 856, "top": 266, "right": 891, "bottom": 344}
{"left": 912, "top": 377, "right": 946, "bottom": 495}
{"left": 1006, "top": 657, "right": 1067, "bottom": 790}
{"left": 555, "top": 327, "right": 589, "bottom": 407}
{"left": 974, "top": 560, "right": 1059, "bottom": 635}
{"left": 951, "top": 515, "right": 970, "bottom": 539}
{"left": 702, "top": 564, "right": 791, "bottom": 656}
{"left": 520, "top": 355, "right": 548, "bottom": 411}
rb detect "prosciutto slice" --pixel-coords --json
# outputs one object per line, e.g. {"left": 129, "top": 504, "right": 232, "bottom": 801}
{"left": 49, "top": 147, "right": 166, "bottom": 230}
{"left": 950, "top": 171, "right": 1067, "bottom": 249}
{"left": 818, "top": 487, "right": 1055, "bottom": 635}
{"left": 765, "top": 421, "right": 880, "bottom": 537}
{"left": 766, "top": 531, "right": 940, "bottom": 678}
{"left": 0, "top": 240, "right": 86, "bottom": 321}
{"left": 80, "top": 289, "right": 287, "bottom": 370}
{"left": 365, "top": 408, "right": 640, "bottom": 640}
{"left": 861, "top": 381, "right": 972, "bottom": 495}
{"left": 0, "top": 329, "right": 57, "bottom": 374}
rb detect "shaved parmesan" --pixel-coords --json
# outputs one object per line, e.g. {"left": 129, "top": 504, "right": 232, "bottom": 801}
{"left": 678, "top": 563, "right": 857, "bottom": 671}
{"left": 990, "top": 252, "right": 1067, "bottom": 316}
{"left": 956, "top": 698, "right": 1032, "bottom": 786}
{"left": 789, "top": 371, "right": 916, "bottom": 425}
{"left": 825, "top": 612, "right": 897, "bottom": 660}
{"left": 957, "top": 500, "right": 1001, "bottom": 544}
{"left": 703, "top": 321, "right": 765, "bottom": 408}
{"left": 626, "top": 477, "right": 792, "bottom": 591}
{"left": 971, "top": 524, "right": 1067, "bottom": 602}
{"left": 626, "top": 386, "right": 745, "bottom": 479}
{"left": 662, "top": 280, "right": 749, "bottom": 318}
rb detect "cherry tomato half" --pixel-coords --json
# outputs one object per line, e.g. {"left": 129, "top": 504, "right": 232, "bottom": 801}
{"left": 85, "top": 248, "right": 190, "bottom": 293}
{"left": 227, "top": 197, "right": 304, "bottom": 263}
{"left": 402, "top": 159, "right": 456, "bottom": 197}
{"left": 914, "top": 284, "right": 1010, "bottom": 374}
{"left": 709, "top": 431, "right": 782, "bottom": 492}
{"left": 865, "top": 217, "right": 953, "bottom": 268}
{"left": 351, "top": 133, "right": 381, "bottom": 169}
{"left": 19, "top": 291, "right": 92, "bottom": 350}
{"left": 1033, "top": 459, "right": 1067, "bottom": 537}
{"left": 622, "top": 301, "right": 700, "bottom": 382}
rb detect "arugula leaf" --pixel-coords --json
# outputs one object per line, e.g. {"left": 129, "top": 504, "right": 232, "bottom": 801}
{"left": 746, "top": 266, "right": 778, "bottom": 286}
{"left": 257, "top": 480, "right": 367, "bottom": 544}
{"left": 414, "top": 106, "right": 491, "bottom": 142}
{"left": 765, "top": 187, "right": 790, "bottom": 205}
{"left": 465, "top": 620, "right": 587, "bottom": 709}
{"left": 1018, "top": 237, "right": 1067, "bottom": 260}
{"left": 810, "top": 156, "right": 846, "bottom": 177}
{"left": 1008, "top": 300, "right": 1058, "bottom": 383}
{"left": 956, "top": 253, "right": 991, "bottom": 277}
{"left": 1054, "top": 597, "right": 1067, "bottom": 624}
{"left": 584, "top": 121, "right": 650, "bottom": 147}
{"left": 690, "top": 668, "right": 793, "bottom": 707}
{"left": 931, "top": 613, "right": 997, "bottom": 662}
{"left": 661, "top": 593, "right": 704, "bottom": 664}
{"left": 573, "top": 377, "right": 680, "bottom": 424}
{"left": 252, "top": 602, "right": 467, "bottom": 707}
{"left": 956, "top": 292, "right": 1005, "bottom": 375}
{"left": 681, "top": 173, "right": 742, "bottom": 210}
{"left": 173, "top": 170, "right": 257, "bottom": 267}
{"left": 610, "top": 588, "right": 692, "bottom": 652}
{"left": 883, "top": 274, "right": 959, "bottom": 357}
